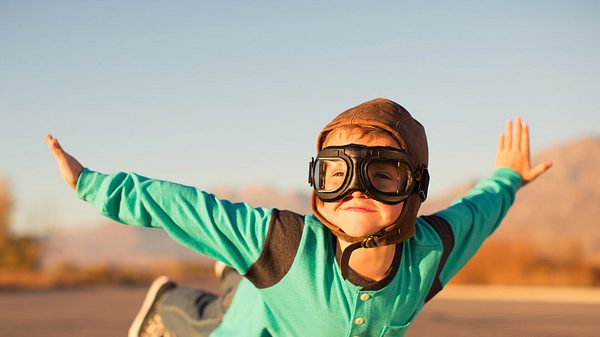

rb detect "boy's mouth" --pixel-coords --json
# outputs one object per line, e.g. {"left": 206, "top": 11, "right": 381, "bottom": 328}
{"left": 340, "top": 205, "right": 376, "bottom": 213}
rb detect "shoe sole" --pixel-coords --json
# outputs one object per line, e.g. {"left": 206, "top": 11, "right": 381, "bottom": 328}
{"left": 128, "top": 276, "right": 176, "bottom": 337}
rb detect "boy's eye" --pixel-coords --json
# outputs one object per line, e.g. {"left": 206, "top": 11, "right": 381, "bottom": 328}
{"left": 323, "top": 160, "right": 346, "bottom": 178}
{"left": 330, "top": 170, "right": 346, "bottom": 177}
{"left": 372, "top": 172, "right": 394, "bottom": 180}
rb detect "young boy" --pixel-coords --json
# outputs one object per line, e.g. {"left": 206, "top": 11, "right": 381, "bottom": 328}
{"left": 46, "top": 98, "right": 551, "bottom": 337}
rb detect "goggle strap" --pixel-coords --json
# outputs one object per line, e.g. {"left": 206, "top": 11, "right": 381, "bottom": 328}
{"left": 415, "top": 166, "right": 430, "bottom": 201}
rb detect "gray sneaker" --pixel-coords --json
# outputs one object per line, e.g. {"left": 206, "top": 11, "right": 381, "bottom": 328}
{"left": 129, "top": 276, "right": 177, "bottom": 337}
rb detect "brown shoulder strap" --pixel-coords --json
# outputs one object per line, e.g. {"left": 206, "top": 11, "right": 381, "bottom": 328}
{"left": 245, "top": 209, "right": 304, "bottom": 289}
{"left": 421, "top": 214, "right": 455, "bottom": 303}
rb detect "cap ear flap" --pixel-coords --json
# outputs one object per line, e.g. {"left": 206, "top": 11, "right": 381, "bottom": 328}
{"left": 382, "top": 192, "right": 420, "bottom": 242}
{"left": 311, "top": 191, "right": 363, "bottom": 244}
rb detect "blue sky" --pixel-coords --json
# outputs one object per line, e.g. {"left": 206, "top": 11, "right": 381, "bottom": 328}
{"left": 1, "top": 1, "right": 598, "bottom": 234}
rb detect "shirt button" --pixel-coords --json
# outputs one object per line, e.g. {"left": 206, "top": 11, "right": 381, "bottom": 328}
{"left": 355, "top": 317, "right": 365, "bottom": 325}
{"left": 360, "top": 293, "right": 370, "bottom": 301}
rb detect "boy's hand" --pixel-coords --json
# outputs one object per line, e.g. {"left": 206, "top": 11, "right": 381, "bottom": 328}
{"left": 45, "top": 135, "right": 84, "bottom": 191}
{"left": 495, "top": 117, "right": 553, "bottom": 186}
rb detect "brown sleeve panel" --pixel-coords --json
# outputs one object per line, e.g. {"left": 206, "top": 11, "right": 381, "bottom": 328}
{"left": 244, "top": 209, "right": 305, "bottom": 289}
{"left": 421, "top": 214, "right": 455, "bottom": 303}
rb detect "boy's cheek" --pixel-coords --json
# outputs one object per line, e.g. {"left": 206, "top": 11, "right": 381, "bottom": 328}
{"left": 314, "top": 199, "right": 328, "bottom": 217}
{"left": 315, "top": 199, "right": 324, "bottom": 211}
{"left": 315, "top": 199, "right": 335, "bottom": 222}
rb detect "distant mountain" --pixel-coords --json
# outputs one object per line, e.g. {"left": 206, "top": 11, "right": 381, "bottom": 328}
{"left": 45, "top": 136, "right": 600, "bottom": 267}
{"left": 209, "top": 184, "right": 311, "bottom": 214}
{"left": 498, "top": 136, "right": 600, "bottom": 263}
{"left": 43, "top": 221, "right": 209, "bottom": 267}
{"left": 421, "top": 135, "right": 600, "bottom": 264}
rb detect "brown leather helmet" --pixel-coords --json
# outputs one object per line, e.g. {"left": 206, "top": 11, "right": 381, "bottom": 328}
{"left": 311, "top": 98, "right": 429, "bottom": 250}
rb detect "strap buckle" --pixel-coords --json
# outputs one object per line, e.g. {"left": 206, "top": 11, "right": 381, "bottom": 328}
{"left": 361, "top": 235, "right": 381, "bottom": 248}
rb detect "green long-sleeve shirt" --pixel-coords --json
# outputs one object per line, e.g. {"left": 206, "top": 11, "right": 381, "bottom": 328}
{"left": 77, "top": 167, "right": 521, "bottom": 337}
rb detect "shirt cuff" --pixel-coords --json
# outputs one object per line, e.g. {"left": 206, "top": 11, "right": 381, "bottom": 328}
{"left": 492, "top": 167, "right": 523, "bottom": 189}
{"left": 75, "top": 167, "right": 99, "bottom": 201}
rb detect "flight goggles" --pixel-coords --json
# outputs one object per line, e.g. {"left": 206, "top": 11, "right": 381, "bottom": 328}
{"left": 308, "top": 144, "right": 429, "bottom": 204}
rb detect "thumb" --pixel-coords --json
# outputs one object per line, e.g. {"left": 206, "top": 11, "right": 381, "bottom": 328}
{"left": 524, "top": 160, "right": 553, "bottom": 185}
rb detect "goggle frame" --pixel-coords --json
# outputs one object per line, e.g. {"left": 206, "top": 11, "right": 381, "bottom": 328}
{"left": 308, "top": 144, "right": 429, "bottom": 204}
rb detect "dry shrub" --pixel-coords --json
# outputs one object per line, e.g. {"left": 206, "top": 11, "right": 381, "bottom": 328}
{"left": 452, "top": 236, "right": 597, "bottom": 286}
{"left": 0, "top": 178, "right": 44, "bottom": 272}
{"left": 0, "top": 237, "right": 43, "bottom": 271}
{"left": 0, "top": 260, "right": 216, "bottom": 290}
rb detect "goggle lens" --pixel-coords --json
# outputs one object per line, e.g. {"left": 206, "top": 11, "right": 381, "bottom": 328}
{"left": 366, "top": 160, "right": 413, "bottom": 194}
{"left": 315, "top": 158, "right": 347, "bottom": 192}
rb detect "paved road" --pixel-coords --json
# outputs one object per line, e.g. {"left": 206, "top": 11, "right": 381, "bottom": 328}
{"left": 409, "top": 298, "right": 600, "bottom": 337}
{"left": 1, "top": 286, "right": 599, "bottom": 337}
{"left": 0, "top": 287, "right": 145, "bottom": 337}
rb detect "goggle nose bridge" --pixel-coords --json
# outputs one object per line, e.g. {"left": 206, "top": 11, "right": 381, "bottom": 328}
{"left": 338, "top": 156, "right": 368, "bottom": 198}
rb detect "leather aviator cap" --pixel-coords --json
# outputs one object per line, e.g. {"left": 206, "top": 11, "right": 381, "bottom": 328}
{"left": 311, "top": 98, "right": 429, "bottom": 251}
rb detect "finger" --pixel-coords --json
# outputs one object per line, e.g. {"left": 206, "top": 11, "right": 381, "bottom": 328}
{"left": 504, "top": 119, "right": 512, "bottom": 149}
{"left": 45, "top": 134, "right": 59, "bottom": 153}
{"left": 45, "top": 135, "right": 67, "bottom": 160}
{"left": 497, "top": 133, "right": 504, "bottom": 152}
{"left": 513, "top": 117, "right": 522, "bottom": 150}
{"left": 45, "top": 134, "right": 55, "bottom": 148}
{"left": 53, "top": 138, "right": 64, "bottom": 153}
{"left": 527, "top": 160, "right": 553, "bottom": 182}
{"left": 521, "top": 122, "right": 530, "bottom": 161}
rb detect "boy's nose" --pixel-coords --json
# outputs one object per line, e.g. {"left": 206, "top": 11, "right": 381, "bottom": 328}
{"left": 349, "top": 190, "right": 368, "bottom": 199}
{"left": 340, "top": 189, "right": 369, "bottom": 202}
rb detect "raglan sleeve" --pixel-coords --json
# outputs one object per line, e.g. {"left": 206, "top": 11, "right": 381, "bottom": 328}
{"left": 75, "top": 168, "right": 270, "bottom": 274}
{"left": 433, "top": 167, "right": 522, "bottom": 285}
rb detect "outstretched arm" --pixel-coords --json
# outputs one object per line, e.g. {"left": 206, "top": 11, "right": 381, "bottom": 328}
{"left": 495, "top": 117, "right": 553, "bottom": 186}
{"left": 45, "top": 134, "right": 83, "bottom": 190}
{"left": 435, "top": 118, "right": 553, "bottom": 286}
{"left": 44, "top": 134, "right": 272, "bottom": 274}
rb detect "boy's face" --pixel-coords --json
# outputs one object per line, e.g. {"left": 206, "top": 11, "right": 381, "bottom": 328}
{"left": 315, "top": 130, "right": 405, "bottom": 239}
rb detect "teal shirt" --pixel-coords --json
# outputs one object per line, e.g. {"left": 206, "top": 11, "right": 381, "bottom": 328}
{"left": 77, "top": 168, "right": 522, "bottom": 337}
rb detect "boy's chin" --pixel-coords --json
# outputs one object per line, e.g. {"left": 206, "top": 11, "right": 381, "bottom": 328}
{"left": 331, "top": 215, "right": 388, "bottom": 238}
{"left": 338, "top": 223, "right": 385, "bottom": 238}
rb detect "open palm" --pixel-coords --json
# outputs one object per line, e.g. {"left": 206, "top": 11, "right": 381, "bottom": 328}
{"left": 495, "top": 118, "right": 553, "bottom": 186}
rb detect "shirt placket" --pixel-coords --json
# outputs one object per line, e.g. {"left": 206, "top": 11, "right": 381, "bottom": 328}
{"left": 347, "top": 290, "right": 374, "bottom": 337}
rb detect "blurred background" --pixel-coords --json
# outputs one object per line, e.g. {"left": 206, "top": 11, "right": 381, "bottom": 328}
{"left": 1, "top": 1, "right": 599, "bottom": 336}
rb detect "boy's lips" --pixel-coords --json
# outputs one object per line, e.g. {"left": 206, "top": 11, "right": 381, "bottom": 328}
{"left": 339, "top": 205, "right": 376, "bottom": 212}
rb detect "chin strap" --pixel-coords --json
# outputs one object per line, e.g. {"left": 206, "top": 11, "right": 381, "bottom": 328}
{"left": 340, "top": 241, "right": 363, "bottom": 280}
{"left": 339, "top": 233, "right": 390, "bottom": 280}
